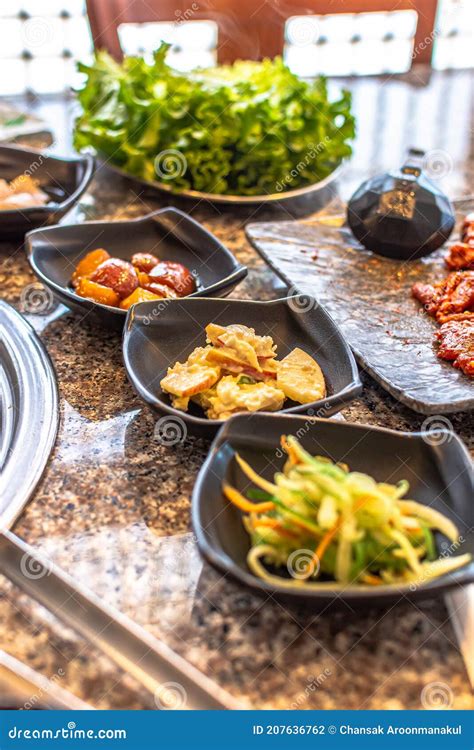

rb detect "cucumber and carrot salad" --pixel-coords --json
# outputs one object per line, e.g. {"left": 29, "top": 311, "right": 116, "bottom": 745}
{"left": 223, "top": 436, "right": 471, "bottom": 589}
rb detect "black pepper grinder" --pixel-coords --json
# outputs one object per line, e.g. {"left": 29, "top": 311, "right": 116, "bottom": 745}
{"left": 347, "top": 148, "right": 455, "bottom": 260}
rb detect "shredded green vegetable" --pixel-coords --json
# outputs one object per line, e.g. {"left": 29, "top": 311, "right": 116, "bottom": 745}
{"left": 73, "top": 43, "right": 355, "bottom": 196}
{"left": 223, "top": 435, "right": 471, "bottom": 589}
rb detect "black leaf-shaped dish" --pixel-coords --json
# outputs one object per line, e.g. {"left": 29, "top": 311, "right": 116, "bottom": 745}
{"left": 25, "top": 208, "right": 247, "bottom": 330}
{"left": 0, "top": 144, "right": 94, "bottom": 238}
{"left": 123, "top": 296, "right": 361, "bottom": 437}
{"left": 193, "top": 413, "right": 474, "bottom": 608}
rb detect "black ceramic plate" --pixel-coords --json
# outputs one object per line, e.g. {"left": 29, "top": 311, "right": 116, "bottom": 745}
{"left": 25, "top": 208, "right": 247, "bottom": 330}
{"left": 246, "top": 206, "right": 474, "bottom": 414}
{"left": 0, "top": 144, "right": 94, "bottom": 238}
{"left": 192, "top": 412, "right": 474, "bottom": 608}
{"left": 123, "top": 296, "right": 361, "bottom": 437}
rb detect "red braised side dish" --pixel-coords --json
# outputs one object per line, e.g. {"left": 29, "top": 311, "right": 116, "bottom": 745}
{"left": 71, "top": 249, "right": 196, "bottom": 309}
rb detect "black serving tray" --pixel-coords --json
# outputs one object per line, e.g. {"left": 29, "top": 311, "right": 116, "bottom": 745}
{"left": 123, "top": 296, "right": 361, "bottom": 437}
{"left": 193, "top": 412, "right": 474, "bottom": 608}
{"left": 26, "top": 208, "right": 247, "bottom": 330}
{"left": 0, "top": 144, "right": 94, "bottom": 238}
{"left": 246, "top": 209, "right": 474, "bottom": 415}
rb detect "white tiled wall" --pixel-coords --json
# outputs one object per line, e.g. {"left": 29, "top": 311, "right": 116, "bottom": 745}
{"left": 0, "top": 0, "right": 472, "bottom": 95}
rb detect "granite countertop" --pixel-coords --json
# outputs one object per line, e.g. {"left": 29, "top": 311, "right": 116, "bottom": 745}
{"left": 1, "top": 70, "right": 473, "bottom": 710}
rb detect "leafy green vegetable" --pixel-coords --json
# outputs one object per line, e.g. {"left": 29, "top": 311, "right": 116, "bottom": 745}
{"left": 74, "top": 43, "right": 355, "bottom": 196}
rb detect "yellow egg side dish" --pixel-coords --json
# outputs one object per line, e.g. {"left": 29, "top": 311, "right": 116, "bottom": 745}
{"left": 160, "top": 324, "right": 326, "bottom": 420}
{"left": 223, "top": 435, "right": 471, "bottom": 589}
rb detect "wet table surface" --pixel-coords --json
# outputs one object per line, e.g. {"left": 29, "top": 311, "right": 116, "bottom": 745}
{"left": 1, "top": 67, "right": 473, "bottom": 710}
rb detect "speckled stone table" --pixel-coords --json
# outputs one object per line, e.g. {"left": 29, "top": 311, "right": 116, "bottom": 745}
{"left": 1, "top": 69, "right": 473, "bottom": 710}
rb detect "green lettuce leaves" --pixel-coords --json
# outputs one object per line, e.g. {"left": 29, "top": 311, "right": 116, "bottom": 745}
{"left": 74, "top": 43, "right": 355, "bottom": 196}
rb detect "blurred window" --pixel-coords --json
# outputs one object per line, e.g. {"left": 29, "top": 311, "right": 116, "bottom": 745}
{"left": 117, "top": 20, "right": 217, "bottom": 71}
{"left": 284, "top": 2, "right": 474, "bottom": 76}
{"left": 432, "top": 0, "right": 474, "bottom": 70}
{"left": 285, "top": 11, "right": 418, "bottom": 76}
{"left": 0, "top": 1, "right": 472, "bottom": 95}
{"left": 0, "top": 0, "right": 92, "bottom": 95}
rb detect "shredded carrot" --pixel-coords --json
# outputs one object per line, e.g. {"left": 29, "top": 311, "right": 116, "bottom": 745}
{"left": 315, "top": 518, "right": 342, "bottom": 560}
{"left": 304, "top": 517, "right": 343, "bottom": 577}
{"left": 223, "top": 483, "right": 274, "bottom": 514}
{"left": 361, "top": 573, "right": 383, "bottom": 586}
{"left": 401, "top": 523, "right": 422, "bottom": 533}
{"left": 253, "top": 518, "right": 298, "bottom": 539}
